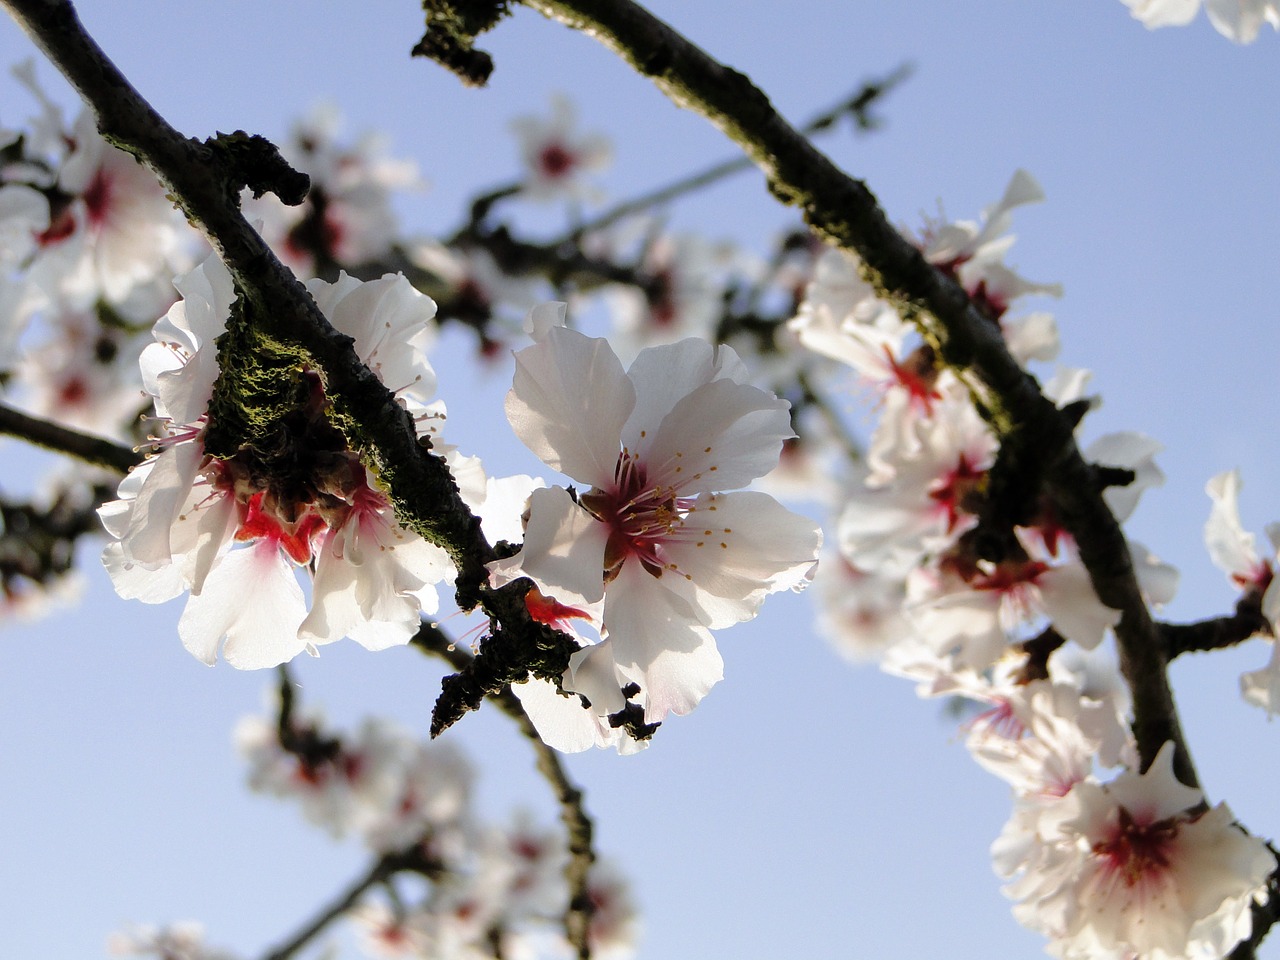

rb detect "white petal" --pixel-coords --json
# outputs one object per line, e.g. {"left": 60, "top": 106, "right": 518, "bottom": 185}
{"left": 1037, "top": 564, "right": 1121, "bottom": 650}
{"left": 663, "top": 492, "right": 820, "bottom": 629}
{"left": 178, "top": 541, "right": 308, "bottom": 668}
{"left": 603, "top": 563, "right": 724, "bottom": 721}
{"left": 488, "top": 486, "right": 609, "bottom": 606}
{"left": 506, "top": 326, "right": 633, "bottom": 485}
{"left": 643, "top": 378, "right": 794, "bottom": 494}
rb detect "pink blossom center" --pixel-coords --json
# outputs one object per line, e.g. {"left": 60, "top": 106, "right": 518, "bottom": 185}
{"left": 538, "top": 142, "right": 577, "bottom": 179}
{"left": 82, "top": 168, "right": 113, "bottom": 229}
{"left": 581, "top": 451, "right": 693, "bottom": 581}
{"left": 1092, "top": 807, "right": 1178, "bottom": 889}
{"left": 929, "top": 454, "right": 985, "bottom": 533}
{"left": 234, "top": 492, "right": 326, "bottom": 564}
{"left": 883, "top": 343, "right": 941, "bottom": 414}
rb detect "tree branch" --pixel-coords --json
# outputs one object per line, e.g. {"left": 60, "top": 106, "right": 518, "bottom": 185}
{"left": 260, "top": 852, "right": 404, "bottom": 960}
{"left": 413, "top": 621, "right": 596, "bottom": 959}
{"left": 556, "top": 62, "right": 913, "bottom": 245}
{"left": 508, "top": 0, "right": 1196, "bottom": 790}
{"left": 0, "top": 400, "right": 142, "bottom": 473}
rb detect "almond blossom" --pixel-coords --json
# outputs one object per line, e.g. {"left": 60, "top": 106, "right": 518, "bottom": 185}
{"left": 510, "top": 94, "right": 611, "bottom": 202}
{"left": 99, "top": 253, "right": 453, "bottom": 668}
{"left": 1202, "top": 469, "right": 1280, "bottom": 713}
{"left": 996, "top": 743, "right": 1273, "bottom": 960}
{"left": 491, "top": 312, "right": 821, "bottom": 737}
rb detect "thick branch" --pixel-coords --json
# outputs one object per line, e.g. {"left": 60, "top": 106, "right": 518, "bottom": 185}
{"left": 0, "top": 401, "right": 142, "bottom": 473}
{"left": 0, "top": 0, "right": 489, "bottom": 593}
{"left": 414, "top": 622, "right": 596, "bottom": 959}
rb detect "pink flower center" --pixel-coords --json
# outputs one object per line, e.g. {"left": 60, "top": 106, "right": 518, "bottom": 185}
{"left": 929, "top": 453, "right": 986, "bottom": 533}
{"left": 82, "top": 168, "right": 112, "bottom": 229}
{"left": 581, "top": 450, "right": 693, "bottom": 581}
{"left": 1092, "top": 807, "right": 1178, "bottom": 889}
{"left": 234, "top": 492, "right": 326, "bottom": 564}
{"left": 883, "top": 343, "right": 942, "bottom": 414}
{"left": 538, "top": 142, "right": 577, "bottom": 179}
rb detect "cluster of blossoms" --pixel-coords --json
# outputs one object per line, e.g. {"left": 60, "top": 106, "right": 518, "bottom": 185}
{"left": 110, "top": 700, "right": 637, "bottom": 960}
{"left": 4, "top": 46, "right": 1279, "bottom": 960}
{"left": 787, "top": 171, "right": 1276, "bottom": 958}
{"left": 0, "top": 63, "right": 201, "bottom": 610}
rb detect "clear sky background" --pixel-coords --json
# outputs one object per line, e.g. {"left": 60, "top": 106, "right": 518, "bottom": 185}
{"left": 1, "top": 2, "right": 1279, "bottom": 959}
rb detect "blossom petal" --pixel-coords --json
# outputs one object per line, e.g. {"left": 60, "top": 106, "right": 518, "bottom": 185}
{"left": 178, "top": 541, "right": 308, "bottom": 668}
{"left": 506, "top": 326, "right": 634, "bottom": 486}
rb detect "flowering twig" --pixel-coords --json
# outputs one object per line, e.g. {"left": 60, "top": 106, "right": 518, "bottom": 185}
{"left": 0, "top": 0, "right": 577, "bottom": 735}
{"left": 495, "top": 0, "right": 1196, "bottom": 792}
{"left": 413, "top": 620, "right": 596, "bottom": 959}
{"left": 1161, "top": 590, "right": 1272, "bottom": 659}
{"left": 0, "top": 400, "right": 142, "bottom": 473}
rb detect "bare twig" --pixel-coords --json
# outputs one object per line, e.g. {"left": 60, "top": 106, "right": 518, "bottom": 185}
{"left": 0, "top": 400, "right": 141, "bottom": 473}
{"left": 260, "top": 853, "right": 404, "bottom": 960}
{"left": 413, "top": 621, "right": 596, "bottom": 959}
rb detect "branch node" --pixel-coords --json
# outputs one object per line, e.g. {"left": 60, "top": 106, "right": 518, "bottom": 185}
{"left": 204, "top": 130, "right": 310, "bottom": 206}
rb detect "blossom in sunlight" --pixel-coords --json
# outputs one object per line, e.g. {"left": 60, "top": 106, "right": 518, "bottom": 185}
{"left": 99, "top": 254, "right": 452, "bottom": 669}
{"left": 1120, "top": 0, "right": 1280, "bottom": 42}
{"left": 997, "top": 743, "right": 1273, "bottom": 960}
{"left": 492, "top": 312, "right": 821, "bottom": 738}
{"left": 510, "top": 94, "right": 611, "bottom": 202}
{"left": 919, "top": 169, "right": 1062, "bottom": 320}
{"left": 6, "top": 65, "right": 185, "bottom": 308}
{"left": 607, "top": 232, "right": 732, "bottom": 360}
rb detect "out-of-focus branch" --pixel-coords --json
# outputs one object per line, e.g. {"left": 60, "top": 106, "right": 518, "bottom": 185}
{"left": 0, "top": 400, "right": 142, "bottom": 473}
{"left": 413, "top": 621, "right": 596, "bottom": 960}
{"left": 260, "top": 852, "right": 407, "bottom": 960}
{"left": 507, "top": 0, "right": 1195, "bottom": 791}
{"left": 556, "top": 63, "right": 913, "bottom": 244}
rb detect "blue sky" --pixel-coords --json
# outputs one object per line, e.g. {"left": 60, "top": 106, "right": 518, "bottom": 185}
{"left": 1, "top": 2, "right": 1279, "bottom": 959}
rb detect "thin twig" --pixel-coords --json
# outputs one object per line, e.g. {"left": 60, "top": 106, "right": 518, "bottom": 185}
{"left": 413, "top": 621, "right": 596, "bottom": 960}
{"left": 260, "top": 854, "right": 402, "bottom": 960}
{"left": 555, "top": 63, "right": 912, "bottom": 245}
{"left": 0, "top": 400, "right": 141, "bottom": 473}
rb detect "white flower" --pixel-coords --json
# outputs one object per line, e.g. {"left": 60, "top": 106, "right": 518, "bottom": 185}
{"left": 492, "top": 318, "right": 821, "bottom": 732}
{"left": 510, "top": 94, "right": 611, "bottom": 202}
{"left": 1202, "top": 470, "right": 1280, "bottom": 713}
{"left": 245, "top": 105, "right": 419, "bottom": 277}
{"left": 100, "top": 254, "right": 450, "bottom": 668}
{"left": 920, "top": 169, "right": 1062, "bottom": 319}
{"left": 107, "top": 922, "right": 238, "bottom": 960}
{"left": 998, "top": 743, "right": 1274, "bottom": 960}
